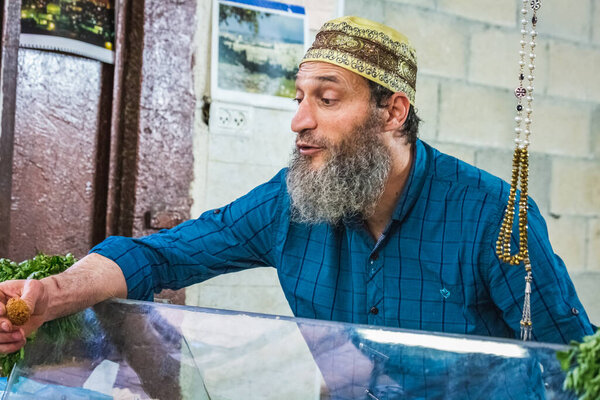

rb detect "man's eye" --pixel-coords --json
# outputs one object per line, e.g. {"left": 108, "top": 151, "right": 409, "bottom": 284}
{"left": 322, "top": 98, "right": 335, "bottom": 105}
{"left": 293, "top": 97, "right": 303, "bottom": 104}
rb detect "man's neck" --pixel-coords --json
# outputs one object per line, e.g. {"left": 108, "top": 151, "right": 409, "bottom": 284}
{"left": 365, "top": 142, "right": 414, "bottom": 240}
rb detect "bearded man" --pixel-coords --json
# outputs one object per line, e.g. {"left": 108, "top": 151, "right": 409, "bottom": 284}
{"left": 0, "top": 16, "right": 593, "bottom": 355}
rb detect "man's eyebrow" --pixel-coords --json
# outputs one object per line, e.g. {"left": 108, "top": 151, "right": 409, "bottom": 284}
{"left": 316, "top": 75, "right": 340, "bottom": 83}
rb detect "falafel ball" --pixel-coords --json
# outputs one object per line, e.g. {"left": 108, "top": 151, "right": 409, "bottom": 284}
{"left": 6, "top": 298, "right": 30, "bottom": 326}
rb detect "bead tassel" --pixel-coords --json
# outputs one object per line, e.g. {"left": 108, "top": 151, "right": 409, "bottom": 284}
{"left": 521, "top": 268, "right": 533, "bottom": 341}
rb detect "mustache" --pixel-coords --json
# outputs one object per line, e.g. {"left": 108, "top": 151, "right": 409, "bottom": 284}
{"left": 295, "top": 129, "right": 330, "bottom": 148}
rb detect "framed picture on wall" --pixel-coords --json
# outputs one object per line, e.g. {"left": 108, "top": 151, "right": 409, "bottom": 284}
{"left": 211, "top": 0, "right": 308, "bottom": 110}
{"left": 19, "top": 0, "right": 115, "bottom": 64}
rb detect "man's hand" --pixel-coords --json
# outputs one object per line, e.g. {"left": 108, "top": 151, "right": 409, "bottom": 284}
{"left": 0, "top": 253, "right": 127, "bottom": 355}
{"left": 0, "top": 279, "right": 48, "bottom": 354}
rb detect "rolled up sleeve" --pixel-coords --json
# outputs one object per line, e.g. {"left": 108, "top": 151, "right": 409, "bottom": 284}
{"left": 485, "top": 199, "right": 594, "bottom": 344}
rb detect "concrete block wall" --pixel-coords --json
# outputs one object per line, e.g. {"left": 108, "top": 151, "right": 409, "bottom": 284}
{"left": 187, "top": 0, "right": 600, "bottom": 325}
{"left": 346, "top": 0, "right": 600, "bottom": 323}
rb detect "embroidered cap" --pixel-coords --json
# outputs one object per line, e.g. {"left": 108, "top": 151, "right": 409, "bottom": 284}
{"left": 301, "top": 16, "right": 418, "bottom": 104}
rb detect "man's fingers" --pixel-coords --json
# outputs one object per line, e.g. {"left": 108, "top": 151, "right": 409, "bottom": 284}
{"left": 0, "top": 302, "right": 6, "bottom": 317}
{"left": 0, "top": 336, "right": 26, "bottom": 355}
{"left": 0, "top": 331, "right": 23, "bottom": 343}
{"left": 0, "top": 319, "right": 12, "bottom": 333}
{"left": 0, "top": 328, "right": 25, "bottom": 355}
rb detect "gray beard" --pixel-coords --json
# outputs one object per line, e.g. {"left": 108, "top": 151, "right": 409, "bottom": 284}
{"left": 286, "top": 113, "right": 392, "bottom": 225}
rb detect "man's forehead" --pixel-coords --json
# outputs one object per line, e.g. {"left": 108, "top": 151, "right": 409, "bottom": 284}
{"left": 295, "top": 62, "right": 365, "bottom": 88}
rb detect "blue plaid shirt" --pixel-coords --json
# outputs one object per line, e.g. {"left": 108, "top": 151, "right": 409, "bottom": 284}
{"left": 91, "top": 140, "right": 593, "bottom": 344}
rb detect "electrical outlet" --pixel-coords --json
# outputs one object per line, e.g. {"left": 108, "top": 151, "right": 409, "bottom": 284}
{"left": 231, "top": 111, "right": 246, "bottom": 128}
{"left": 209, "top": 101, "right": 253, "bottom": 136}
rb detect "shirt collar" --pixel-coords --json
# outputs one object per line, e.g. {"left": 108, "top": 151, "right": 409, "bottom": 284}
{"left": 391, "top": 139, "right": 430, "bottom": 223}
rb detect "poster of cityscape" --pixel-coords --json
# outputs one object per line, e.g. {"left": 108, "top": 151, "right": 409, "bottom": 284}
{"left": 20, "top": 0, "right": 115, "bottom": 64}
{"left": 211, "top": 0, "right": 308, "bottom": 110}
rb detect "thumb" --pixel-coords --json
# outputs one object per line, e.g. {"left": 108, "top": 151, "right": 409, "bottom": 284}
{"left": 20, "top": 280, "right": 44, "bottom": 315}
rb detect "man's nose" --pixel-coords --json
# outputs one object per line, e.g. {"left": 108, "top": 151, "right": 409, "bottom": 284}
{"left": 291, "top": 99, "right": 317, "bottom": 134}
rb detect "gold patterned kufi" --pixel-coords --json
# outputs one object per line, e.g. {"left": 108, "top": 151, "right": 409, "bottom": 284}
{"left": 301, "top": 16, "right": 418, "bottom": 104}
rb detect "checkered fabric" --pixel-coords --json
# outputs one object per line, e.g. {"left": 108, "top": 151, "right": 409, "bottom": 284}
{"left": 91, "top": 140, "right": 593, "bottom": 344}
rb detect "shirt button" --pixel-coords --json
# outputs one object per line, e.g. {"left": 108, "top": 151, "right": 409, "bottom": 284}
{"left": 370, "top": 306, "right": 379, "bottom": 315}
{"left": 370, "top": 253, "right": 379, "bottom": 261}
{"left": 571, "top": 307, "right": 579, "bottom": 316}
{"left": 213, "top": 209, "right": 221, "bottom": 214}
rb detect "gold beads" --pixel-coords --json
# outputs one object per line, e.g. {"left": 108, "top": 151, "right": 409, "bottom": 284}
{"left": 496, "top": 147, "right": 530, "bottom": 265}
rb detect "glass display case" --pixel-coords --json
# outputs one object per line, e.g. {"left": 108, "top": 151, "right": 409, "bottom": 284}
{"left": 2, "top": 299, "right": 575, "bottom": 399}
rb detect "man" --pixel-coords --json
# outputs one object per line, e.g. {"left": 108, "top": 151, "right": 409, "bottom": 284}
{"left": 0, "top": 16, "right": 593, "bottom": 355}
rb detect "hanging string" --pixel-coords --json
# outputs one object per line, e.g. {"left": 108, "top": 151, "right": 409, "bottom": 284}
{"left": 495, "top": 0, "right": 540, "bottom": 341}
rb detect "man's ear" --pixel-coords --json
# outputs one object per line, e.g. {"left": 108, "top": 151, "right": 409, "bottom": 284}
{"left": 383, "top": 92, "right": 410, "bottom": 133}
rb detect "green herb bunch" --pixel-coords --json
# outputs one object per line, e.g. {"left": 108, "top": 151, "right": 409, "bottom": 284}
{"left": 557, "top": 329, "right": 600, "bottom": 400}
{"left": 0, "top": 253, "right": 81, "bottom": 377}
